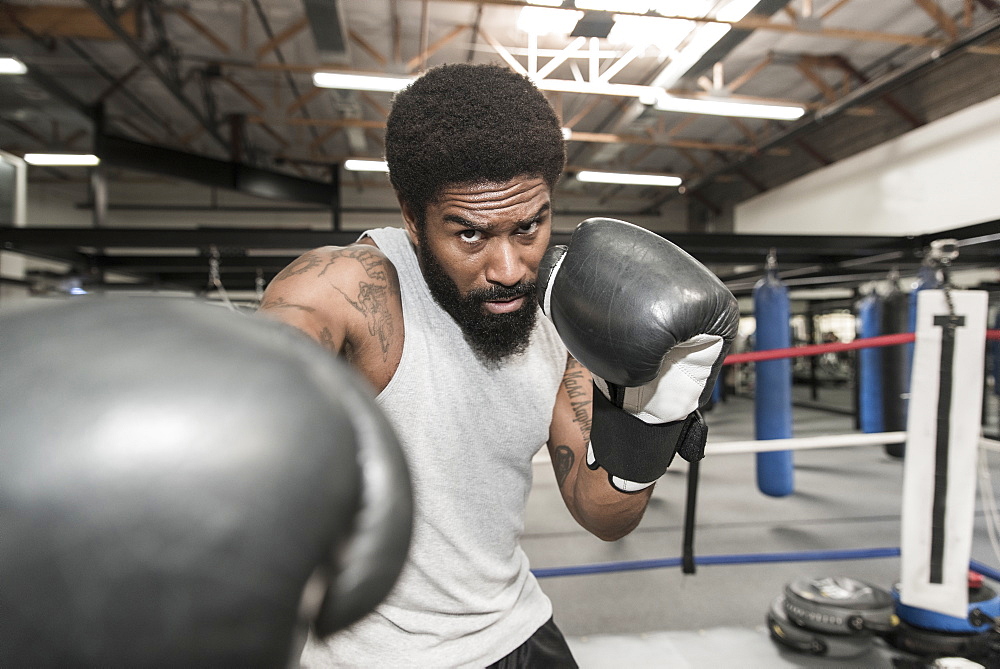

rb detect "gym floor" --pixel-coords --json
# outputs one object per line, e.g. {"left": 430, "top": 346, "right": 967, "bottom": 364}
{"left": 521, "top": 385, "right": 1000, "bottom": 668}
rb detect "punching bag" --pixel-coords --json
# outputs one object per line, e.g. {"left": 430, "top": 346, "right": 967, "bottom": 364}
{"left": 754, "top": 261, "right": 794, "bottom": 497}
{"left": 881, "top": 280, "right": 910, "bottom": 457}
{"left": 856, "top": 290, "right": 884, "bottom": 434}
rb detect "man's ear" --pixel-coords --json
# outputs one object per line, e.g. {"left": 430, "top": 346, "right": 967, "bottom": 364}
{"left": 398, "top": 199, "right": 420, "bottom": 247}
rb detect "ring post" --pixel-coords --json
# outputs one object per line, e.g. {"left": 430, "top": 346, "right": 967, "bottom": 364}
{"left": 753, "top": 252, "right": 794, "bottom": 497}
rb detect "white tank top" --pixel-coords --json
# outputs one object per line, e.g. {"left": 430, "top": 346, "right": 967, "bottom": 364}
{"left": 302, "top": 227, "right": 567, "bottom": 668}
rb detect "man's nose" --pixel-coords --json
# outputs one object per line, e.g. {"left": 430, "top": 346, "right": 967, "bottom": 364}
{"left": 484, "top": 240, "right": 528, "bottom": 287}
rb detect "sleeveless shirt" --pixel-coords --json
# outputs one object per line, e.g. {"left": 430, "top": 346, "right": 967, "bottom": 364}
{"left": 301, "top": 227, "right": 567, "bottom": 668}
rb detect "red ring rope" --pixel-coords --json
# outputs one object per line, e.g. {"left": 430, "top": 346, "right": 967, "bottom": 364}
{"left": 723, "top": 329, "right": 1000, "bottom": 366}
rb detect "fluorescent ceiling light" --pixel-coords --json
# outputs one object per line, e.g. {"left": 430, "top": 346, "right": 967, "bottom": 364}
{"left": 716, "top": 0, "right": 763, "bottom": 22}
{"left": 313, "top": 72, "right": 413, "bottom": 92}
{"left": 650, "top": 0, "right": 762, "bottom": 90}
{"left": 648, "top": 0, "right": 715, "bottom": 19}
{"left": 0, "top": 57, "right": 27, "bottom": 75}
{"left": 577, "top": 0, "right": 650, "bottom": 11}
{"left": 344, "top": 159, "right": 388, "bottom": 172}
{"left": 517, "top": 7, "right": 583, "bottom": 36}
{"left": 654, "top": 95, "right": 805, "bottom": 120}
{"left": 577, "top": 170, "right": 682, "bottom": 187}
{"left": 526, "top": 0, "right": 564, "bottom": 6}
{"left": 24, "top": 153, "right": 101, "bottom": 166}
{"left": 533, "top": 78, "right": 658, "bottom": 99}
{"left": 608, "top": 15, "right": 693, "bottom": 51}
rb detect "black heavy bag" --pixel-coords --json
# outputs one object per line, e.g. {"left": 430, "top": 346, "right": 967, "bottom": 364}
{"left": 881, "top": 282, "right": 910, "bottom": 457}
{"left": 0, "top": 298, "right": 412, "bottom": 668}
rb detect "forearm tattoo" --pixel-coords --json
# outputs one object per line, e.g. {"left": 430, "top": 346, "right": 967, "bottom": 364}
{"left": 563, "top": 358, "right": 592, "bottom": 439}
{"left": 554, "top": 445, "right": 575, "bottom": 489}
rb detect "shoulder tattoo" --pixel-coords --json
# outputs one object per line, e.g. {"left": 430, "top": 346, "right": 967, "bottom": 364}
{"left": 326, "top": 248, "right": 399, "bottom": 360}
{"left": 258, "top": 296, "right": 316, "bottom": 313}
{"left": 272, "top": 252, "right": 322, "bottom": 282}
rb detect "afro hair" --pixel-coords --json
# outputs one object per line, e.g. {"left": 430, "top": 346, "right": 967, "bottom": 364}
{"left": 385, "top": 63, "right": 565, "bottom": 221}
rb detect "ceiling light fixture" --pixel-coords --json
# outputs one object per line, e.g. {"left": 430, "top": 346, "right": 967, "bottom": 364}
{"left": 311, "top": 70, "right": 802, "bottom": 121}
{"left": 650, "top": 0, "right": 763, "bottom": 90}
{"left": 344, "top": 159, "right": 389, "bottom": 172}
{"left": 654, "top": 95, "right": 805, "bottom": 120}
{"left": 517, "top": 7, "right": 584, "bottom": 35}
{"left": 0, "top": 57, "right": 28, "bottom": 75}
{"left": 312, "top": 72, "right": 414, "bottom": 92}
{"left": 23, "top": 153, "right": 101, "bottom": 166}
{"left": 577, "top": 170, "right": 682, "bottom": 187}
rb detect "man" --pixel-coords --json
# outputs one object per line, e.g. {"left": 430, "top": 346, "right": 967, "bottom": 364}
{"left": 259, "top": 63, "right": 737, "bottom": 668}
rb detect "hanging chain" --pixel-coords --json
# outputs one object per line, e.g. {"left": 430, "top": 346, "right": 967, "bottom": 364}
{"left": 208, "top": 245, "right": 236, "bottom": 311}
{"left": 255, "top": 268, "right": 265, "bottom": 306}
{"left": 927, "top": 238, "right": 959, "bottom": 320}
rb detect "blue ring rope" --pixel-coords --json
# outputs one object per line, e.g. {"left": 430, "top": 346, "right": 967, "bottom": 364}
{"left": 532, "top": 547, "right": 902, "bottom": 578}
{"left": 533, "top": 548, "right": 1000, "bottom": 581}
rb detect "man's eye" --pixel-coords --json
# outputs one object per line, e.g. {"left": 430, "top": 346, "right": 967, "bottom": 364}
{"left": 459, "top": 229, "right": 483, "bottom": 242}
{"left": 519, "top": 222, "right": 539, "bottom": 234}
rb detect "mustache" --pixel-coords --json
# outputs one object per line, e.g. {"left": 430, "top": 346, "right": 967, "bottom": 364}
{"left": 468, "top": 281, "right": 537, "bottom": 303}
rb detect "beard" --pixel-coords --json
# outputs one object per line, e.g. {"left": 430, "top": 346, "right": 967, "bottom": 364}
{"left": 415, "top": 229, "right": 538, "bottom": 364}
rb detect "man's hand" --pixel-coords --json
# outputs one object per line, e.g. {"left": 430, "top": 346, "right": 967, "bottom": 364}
{"left": 540, "top": 218, "right": 740, "bottom": 493}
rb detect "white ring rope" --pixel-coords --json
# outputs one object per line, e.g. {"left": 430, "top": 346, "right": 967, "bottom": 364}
{"left": 705, "top": 431, "right": 907, "bottom": 455}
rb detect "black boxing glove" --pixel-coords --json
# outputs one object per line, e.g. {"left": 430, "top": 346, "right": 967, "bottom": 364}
{"left": 540, "top": 218, "right": 739, "bottom": 493}
{"left": 0, "top": 299, "right": 412, "bottom": 667}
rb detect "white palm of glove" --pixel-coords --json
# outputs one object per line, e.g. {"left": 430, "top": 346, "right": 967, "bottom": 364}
{"left": 592, "top": 333, "right": 724, "bottom": 424}
{"left": 585, "top": 442, "right": 659, "bottom": 492}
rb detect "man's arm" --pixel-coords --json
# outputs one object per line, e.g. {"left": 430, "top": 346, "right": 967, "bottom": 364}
{"left": 547, "top": 354, "right": 652, "bottom": 542}
{"left": 256, "top": 243, "right": 402, "bottom": 374}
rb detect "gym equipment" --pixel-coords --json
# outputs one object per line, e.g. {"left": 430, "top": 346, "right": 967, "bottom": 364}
{"left": 767, "top": 595, "right": 875, "bottom": 659}
{"left": 886, "top": 620, "right": 992, "bottom": 662}
{"left": 881, "top": 280, "right": 910, "bottom": 457}
{"left": 893, "top": 576, "right": 1000, "bottom": 634}
{"left": 752, "top": 253, "right": 794, "bottom": 497}
{"left": 0, "top": 298, "right": 413, "bottom": 667}
{"left": 538, "top": 217, "right": 738, "bottom": 492}
{"left": 856, "top": 289, "right": 884, "bottom": 434}
{"left": 782, "top": 576, "right": 897, "bottom": 634}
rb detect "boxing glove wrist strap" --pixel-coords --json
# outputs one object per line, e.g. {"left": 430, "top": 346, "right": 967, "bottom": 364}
{"left": 590, "top": 383, "right": 709, "bottom": 486}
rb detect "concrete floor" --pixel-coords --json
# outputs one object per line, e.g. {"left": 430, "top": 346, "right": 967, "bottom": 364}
{"left": 522, "top": 388, "right": 1000, "bottom": 668}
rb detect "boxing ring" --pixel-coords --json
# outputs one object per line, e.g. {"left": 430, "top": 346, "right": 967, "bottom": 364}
{"left": 533, "top": 322, "right": 1000, "bottom": 582}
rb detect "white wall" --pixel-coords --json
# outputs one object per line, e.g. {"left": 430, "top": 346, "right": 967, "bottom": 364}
{"left": 735, "top": 93, "right": 1000, "bottom": 236}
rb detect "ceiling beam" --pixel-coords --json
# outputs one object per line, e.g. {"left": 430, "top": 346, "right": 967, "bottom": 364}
{"left": 406, "top": 24, "right": 469, "bottom": 73}
{"left": 255, "top": 15, "right": 308, "bottom": 61}
{"left": 173, "top": 8, "right": 232, "bottom": 54}
{"left": 81, "top": 0, "right": 229, "bottom": 151}
{"left": 912, "top": 0, "right": 960, "bottom": 39}
{"left": 348, "top": 29, "right": 388, "bottom": 66}
{"left": 428, "top": 0, "right": 996, "bottom": 50}
{"left": 0, "top": 4, "right": 138, "bottom": 40}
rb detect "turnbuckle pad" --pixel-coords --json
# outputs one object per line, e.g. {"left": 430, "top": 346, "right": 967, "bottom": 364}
{"left": 783, "top": 576, "right": 898, "bottom": 635}
{"left": 892, "top": 582, "right": 1000, "bottom": 634}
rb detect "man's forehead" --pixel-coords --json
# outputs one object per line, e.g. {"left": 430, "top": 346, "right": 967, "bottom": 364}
{"left": 432, "top": 176, "right": 550, "bottom": 211}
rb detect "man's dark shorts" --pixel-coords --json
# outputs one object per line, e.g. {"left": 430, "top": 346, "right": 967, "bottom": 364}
{"left": 486, "top": 617, "right": 578, "bottom": 669}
